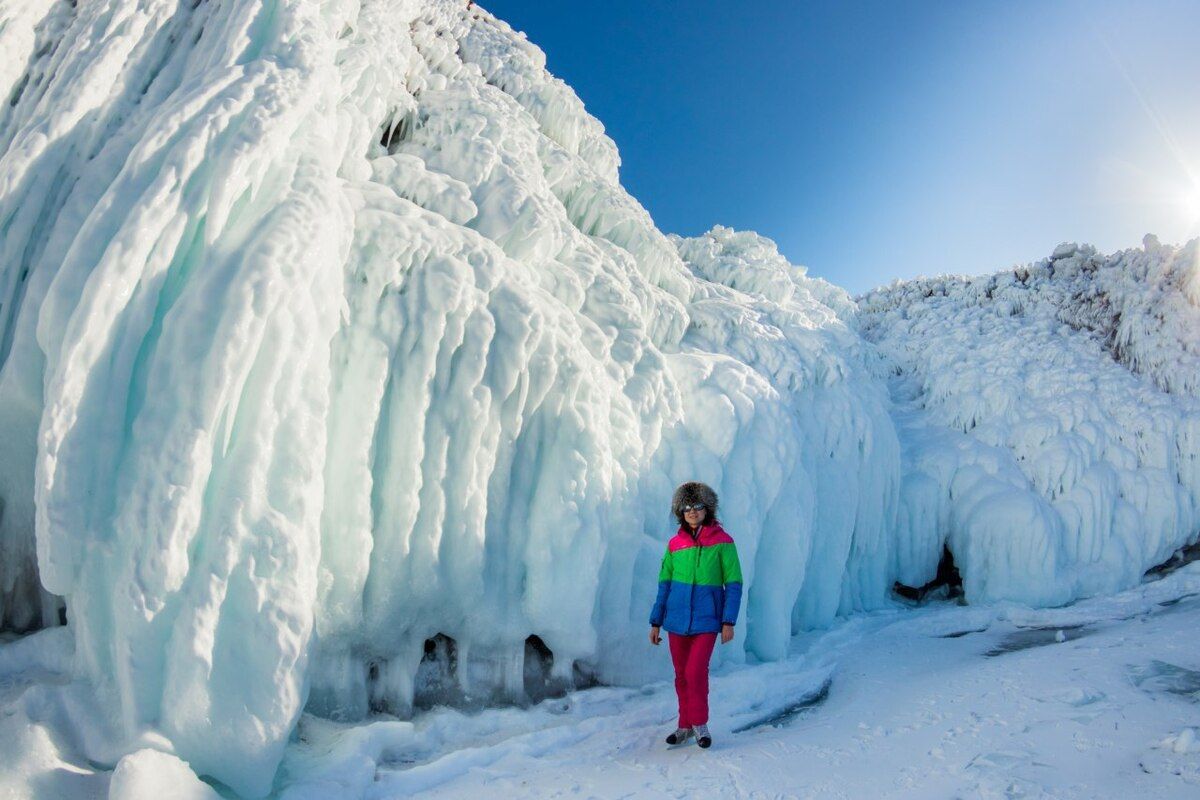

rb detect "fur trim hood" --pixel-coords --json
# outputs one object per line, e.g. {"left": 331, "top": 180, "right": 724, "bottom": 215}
{"left": 671, "top": 481, "right": 719, "bottom": 519}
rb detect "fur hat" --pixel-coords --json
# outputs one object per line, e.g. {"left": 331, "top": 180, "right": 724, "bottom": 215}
{"left": 671, "top": 481, "right": 719, "bottom": 524}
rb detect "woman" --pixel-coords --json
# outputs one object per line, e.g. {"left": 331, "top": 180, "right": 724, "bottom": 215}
{"left": 648, "top": 481, "right": 743, "bottom": 749}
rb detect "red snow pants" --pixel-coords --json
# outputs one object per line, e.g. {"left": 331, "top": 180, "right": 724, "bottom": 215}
{"left": 668, "top": 631, "right": 718, "bottom": 727}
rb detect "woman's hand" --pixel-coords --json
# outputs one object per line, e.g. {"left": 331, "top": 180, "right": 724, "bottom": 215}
{"left": 720, "top": 623, "right": 734, "bottom": 644}
{"left": 649, "top": 626, "right": 661, "bottom": 645}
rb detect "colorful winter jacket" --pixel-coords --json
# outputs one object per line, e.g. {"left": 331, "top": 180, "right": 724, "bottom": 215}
{"left": 649, "top": 521, "right": 743, "bottom": 635}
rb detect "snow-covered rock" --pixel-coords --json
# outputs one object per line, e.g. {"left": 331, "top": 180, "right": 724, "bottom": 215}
{"left": 859, "top": 238, "right": 1200, "bottom": 606}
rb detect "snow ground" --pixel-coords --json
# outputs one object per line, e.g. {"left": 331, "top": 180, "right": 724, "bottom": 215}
{"left": 266, "top": 563, "right": 1200, "bottom": 799}
{"left": 3, "top": 564, "right": 1200, "bottom": 798}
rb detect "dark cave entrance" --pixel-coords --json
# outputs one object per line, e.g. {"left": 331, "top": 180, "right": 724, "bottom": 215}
{"left": 893, "top": 544, "right": 963, "bottom": 603}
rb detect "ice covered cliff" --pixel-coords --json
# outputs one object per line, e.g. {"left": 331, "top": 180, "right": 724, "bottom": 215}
{"left": 0, "top": 0, "right": 1197, "bottom": 796}
{"left": 859, "top": 238, "right": 1200, "bottom": 606}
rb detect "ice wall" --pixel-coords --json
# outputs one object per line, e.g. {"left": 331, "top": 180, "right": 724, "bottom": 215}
{"left": 859, "top": 238, "right": 1200, "bottom": 606}
{"left": 0, "top": 1, "right": 905, "bottom": 794}
{"left": 0, "top": 0, "right": 361, "bottom": 793}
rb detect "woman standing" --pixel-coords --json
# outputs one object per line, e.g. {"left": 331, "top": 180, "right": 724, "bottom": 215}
{"left": 648, "top": 481, "right": 743, "bottom": 749}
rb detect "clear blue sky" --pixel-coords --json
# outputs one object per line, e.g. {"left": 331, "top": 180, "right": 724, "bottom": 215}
{"left": 483, "top": 1, "right": 1200, "bottom": 295}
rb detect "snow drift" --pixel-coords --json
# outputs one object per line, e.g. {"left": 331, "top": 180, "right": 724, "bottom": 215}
{"left": 0, "top": 0, "right": 1196, "bottom": 795}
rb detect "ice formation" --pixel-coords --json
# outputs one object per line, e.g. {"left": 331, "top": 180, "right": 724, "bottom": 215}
{"left": 859, "top": 238, "right": 1200, "bottom": 607}
{"left": 0, "top": 0, "right": 1197, "bottom": 796}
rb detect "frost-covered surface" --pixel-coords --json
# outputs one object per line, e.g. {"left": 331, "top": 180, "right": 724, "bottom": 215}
{"left": 1, "top": 0, "right": 1200, "bottom": 796}
{"left": 859, "top": 238, "right": 1200, "bottom": 607}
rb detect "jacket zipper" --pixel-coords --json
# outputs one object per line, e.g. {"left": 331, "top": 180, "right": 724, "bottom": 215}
{"left": 688, "top": 528, "right": 702, "bottom": 634}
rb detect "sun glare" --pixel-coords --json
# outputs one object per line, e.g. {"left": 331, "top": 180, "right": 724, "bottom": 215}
{"left": 1183, "top": 183, "right": 1200, "bottom": 224}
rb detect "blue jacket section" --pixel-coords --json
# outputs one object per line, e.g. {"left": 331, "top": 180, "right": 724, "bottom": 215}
{"left": 650, "top": 580, "right": 743, "bottom": 635}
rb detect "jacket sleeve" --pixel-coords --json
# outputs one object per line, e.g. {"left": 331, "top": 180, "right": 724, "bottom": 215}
{"left": 649, "top": 546, "right": 672, "bottom": 627}
{"left": 720, "top": 542, "right": 743, "bottom": 625}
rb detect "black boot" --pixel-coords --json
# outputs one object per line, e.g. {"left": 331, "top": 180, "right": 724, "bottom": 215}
{"left": 665, "top": 726, "right": 694, "bottom": 745}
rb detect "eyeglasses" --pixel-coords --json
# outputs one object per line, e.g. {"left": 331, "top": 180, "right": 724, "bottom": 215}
{"left": 681, "top": 504, "right": 707, "bottom": 513}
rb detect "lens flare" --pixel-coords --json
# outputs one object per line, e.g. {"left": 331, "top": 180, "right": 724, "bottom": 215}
{"left": 1183, "top": 183, "right": 1200, "bottom": 225}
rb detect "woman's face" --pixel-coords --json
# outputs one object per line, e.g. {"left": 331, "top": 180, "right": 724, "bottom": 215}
{"left": 683, "top": 504, "right": 707, "bottom": 527}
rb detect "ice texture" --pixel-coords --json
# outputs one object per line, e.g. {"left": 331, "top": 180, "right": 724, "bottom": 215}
{"left": 0, "top": 0, "right": 1198, "bottom": 795}
{"left": 859, "top": 238, "right": 1200, "bottom": 606}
